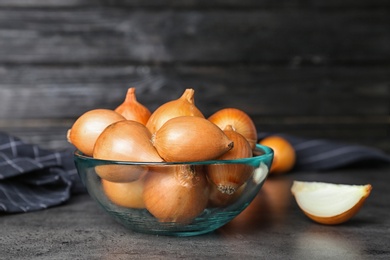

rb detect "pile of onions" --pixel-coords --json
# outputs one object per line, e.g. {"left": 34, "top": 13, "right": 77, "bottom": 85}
{"left": 68, "top": 88, "right": 259, "bottom": 223}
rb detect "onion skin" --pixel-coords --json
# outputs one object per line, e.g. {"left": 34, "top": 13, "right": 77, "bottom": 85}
{"left": 114, "top": 87, "right": 151, "bottom": 125}
{"left": 93, "top": 120, "right": 163, "bottom": 182}
{"left": 102, "top": 176, "right": 146, "bottom": 209}
{"left": 146, "top": 88, "right": 204, "bottom": 134}
{"left": 208, "top": 108, "right": 258, "bottom": 149}
{"left": 206, "top": 125, "right": 253, "bottom": 194}
{"left": 300, "top": 185, "right": 372, "bottom": 225}
{"left": 67, "top": 109, "right": 125, "bottom": 156}
{"left": 152, "top": 116, "right": 234, "bottom": 162}
{"left": 143, "top": 165, "right": 209, "bottom": 223}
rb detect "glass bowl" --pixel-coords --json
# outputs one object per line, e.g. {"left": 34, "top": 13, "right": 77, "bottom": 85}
{"left": 74, "top": 144, "right": 273, "bottom": 237}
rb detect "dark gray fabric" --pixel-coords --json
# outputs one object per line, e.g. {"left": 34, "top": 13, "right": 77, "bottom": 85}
{"left": 0, "top": 132, "right": 389, "bottom": 213}
{"left": 0, "top": 132, "right": 84, "bottom": 213}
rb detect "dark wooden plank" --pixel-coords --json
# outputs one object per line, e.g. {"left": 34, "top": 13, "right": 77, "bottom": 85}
{"left": 1, "top": 126, "right": 73, "bottom": 151}
{"left": 0, "top": 1, "right": 388, "bottom": 154}
{"left": 0, "top": 65, "right": 389, "bottom": 119}
{"left": 1, "top": 65, "right": 388, "bottom": 152}
{"left": 1, "top": 0, "right": 389, "bottom": 9}
{"left": 0, "top": 9, "right": 389, "bottom": 64}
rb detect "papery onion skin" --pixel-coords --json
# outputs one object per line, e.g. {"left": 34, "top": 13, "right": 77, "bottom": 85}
{"left": 114, "top": 87, "right": 151, "bottom": 125}
{"left": 102, "top": 176, "right": 146, "bottom": 209}
{"left": 208, "top": 108, "right": 258, "bottom": 150}
{"left": 67, "top": 109, "right": 125, "bottom": 156}
{"left": 146, "top": 88, "right": 205, "bottom": 134}
{"left": 152, "top": 116, "right": 234, "bottom": 162}
{"left": 143, "top": 165, "right": 209, "bottom": 223}
{"left": 206, "top": 125, "right": 253, "bottom": 194}
{"left": 93, "top": 120, "right": 163, "bottom": 182}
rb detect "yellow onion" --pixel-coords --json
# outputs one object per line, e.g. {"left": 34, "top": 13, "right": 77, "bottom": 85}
{"left": 102, "top": 175, "right": 146, "bottom": 209}
{"left": 206, "top": 125, "right": 253, "bottom": 195}
{"left": 93, "top": 120, "right": 163, "bottom": 182}
{"left": 208, "top": 108, "right": 258, "bottom": 149}
{"left": 208, "top": 181, "right": 246, "bottom": 208}
{"left": 146, "top": 88, "right": 204, "bottom": 134}
{"left": 114, "top": 87, "right": 151, "bottom": 125}
{"left": 143, "top": 165, "right": 209, "bottom": 223}
{"left": 67, "top": 109, "right": 125, "bottom": 156}
{"left": 152, "top": 116, "right": 233, "bottom": 162}
{"left": 259, "top": 136, "right": 296, "bottom": 174}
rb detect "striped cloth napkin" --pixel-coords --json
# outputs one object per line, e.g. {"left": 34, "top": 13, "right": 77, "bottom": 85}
{"left": 0, "top": 132, "right": 83, "bottom": 213}
{"left": 0, "top": 131, "right": 389, "bottom": 213}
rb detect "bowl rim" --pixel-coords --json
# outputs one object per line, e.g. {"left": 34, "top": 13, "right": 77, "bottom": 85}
{"left": 74, "top": 144, "right": 273, "bottom": 166}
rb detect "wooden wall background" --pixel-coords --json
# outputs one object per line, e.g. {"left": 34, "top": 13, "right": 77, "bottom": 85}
{"left": 0, "top": 0, "right": 389, "bottom": 152}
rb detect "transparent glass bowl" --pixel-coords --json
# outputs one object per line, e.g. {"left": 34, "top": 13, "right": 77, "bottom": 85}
{"left": 74, "top": 144, "right": 273, "bottom": 236}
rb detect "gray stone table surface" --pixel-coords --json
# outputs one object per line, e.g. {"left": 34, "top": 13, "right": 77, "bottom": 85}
{"left": 1, "top": 165, "right": 389, "bottom": 260}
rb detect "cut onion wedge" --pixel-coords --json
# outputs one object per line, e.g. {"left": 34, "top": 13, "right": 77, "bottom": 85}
{"left": 291, "top": 181, "right": 372, "bottom": 225}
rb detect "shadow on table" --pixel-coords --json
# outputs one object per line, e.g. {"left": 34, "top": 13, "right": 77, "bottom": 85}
{"left": 217, "top": 176, "right": 293, "bottom": 235}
